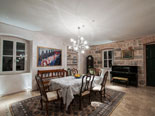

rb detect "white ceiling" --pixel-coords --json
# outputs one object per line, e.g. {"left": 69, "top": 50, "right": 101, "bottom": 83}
{"left": 0, "top": 0, "right": 155, "bottom": 45}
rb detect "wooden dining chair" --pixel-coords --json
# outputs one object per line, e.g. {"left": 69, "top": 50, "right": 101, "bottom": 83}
{"left": 89, "top": 68, "right": 102, "bottom": 76}
{"left": 88, "top": 68, "right": 96, "bottom": 75}
{"left": 78, "top": 74, "right": 95, "bottom": 110}
{"left": 71, "top": 68, "right": 78, "bottom": 76}
{"left": 67, "top": 68, "right": 72, "bottom": 76}
{"left": 91, "top": 71, "right": 108, "bottom": 102}
{"left": 95, "top": 68, "right": 102, "bottom": 76}
{"left": 35, "top": 75, "right": 61, "bottom": 116}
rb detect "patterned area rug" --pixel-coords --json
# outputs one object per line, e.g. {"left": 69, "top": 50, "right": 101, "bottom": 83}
{"left": 10, "top": 89, "right": 125, "bottom": 116}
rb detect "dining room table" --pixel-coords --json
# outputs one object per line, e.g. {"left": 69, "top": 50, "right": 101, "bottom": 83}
{"left": 48, "top": 75, "right": 103, "bottom": 110}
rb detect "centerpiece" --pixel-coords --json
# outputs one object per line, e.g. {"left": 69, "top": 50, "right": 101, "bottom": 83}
{"left": 74, "top": 74, "right": 81, "bottom": 79}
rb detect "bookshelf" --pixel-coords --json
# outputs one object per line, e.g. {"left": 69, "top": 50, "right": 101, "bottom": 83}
{"left": 67, "top": 47, "right": 78, "bottom": 69}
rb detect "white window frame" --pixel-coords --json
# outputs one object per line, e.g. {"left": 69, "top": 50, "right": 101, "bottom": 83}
{"left": 102, "top": 49, "right": 114, "bottom": 69}
{"left": 0, "top": 38, "right": 28, "bottom": 74}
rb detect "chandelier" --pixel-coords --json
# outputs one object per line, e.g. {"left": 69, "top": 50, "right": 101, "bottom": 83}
{"left": 68, "top": 27, "right": 89, "bottom": 54}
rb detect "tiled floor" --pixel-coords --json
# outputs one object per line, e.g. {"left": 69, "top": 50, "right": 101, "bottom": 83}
{"left": 0, "top": 91, "right": 39, "bottom": 116}
{"left": 109, "top": 84, "right": 155, "bottom": 116}
{"left": 0, "top": 82, "right": 155, "bottom": 116}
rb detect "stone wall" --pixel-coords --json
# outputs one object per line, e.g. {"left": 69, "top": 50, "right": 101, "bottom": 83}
{"left": 88, "top": 35, "right": 155, "bottom": 86}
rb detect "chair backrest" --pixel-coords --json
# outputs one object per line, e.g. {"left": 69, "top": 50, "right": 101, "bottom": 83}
{"left": 71, "top": 68, "right": 78, "bottom": 76}
{"left": 67, "top": 68, "right": 72, "bottom": 76}
{"left": 101, "top": 71, "right": 108, "bottom": 90}
{"left": 100, "top": 69, "right": 105, "bottom": 77}
{"left": 95, "top": 68, "right": 102, "bottom": 76}
{"left": 35, "top": 75, "right": 48, "bottom": 101}
{"left": 89, "top": 68, "right": 96, "bottom": 75}
{"left": 38, "top": 69, "right": 68, "bottom": 79}
{"left": 37, "top": 69, "right": 68, "bottom": 87}
{"left": 89, "top": 68, "right": 102, "bottom": 76}
{"left": 80, "top": 74, "right": 95, "bottom": 94}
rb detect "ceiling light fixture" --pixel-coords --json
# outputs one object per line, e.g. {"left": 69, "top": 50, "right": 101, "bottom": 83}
{"left": 68, "top": 27, "right": 89, "bottom": 54}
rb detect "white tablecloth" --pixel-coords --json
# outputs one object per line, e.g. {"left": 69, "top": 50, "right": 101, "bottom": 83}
{"left": 49, "top": 76, "right": 102, "bottom": 110}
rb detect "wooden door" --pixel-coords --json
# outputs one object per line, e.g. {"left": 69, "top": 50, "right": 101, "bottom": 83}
{"left": 146, "top": 44, "right": 155, "bottom": 86}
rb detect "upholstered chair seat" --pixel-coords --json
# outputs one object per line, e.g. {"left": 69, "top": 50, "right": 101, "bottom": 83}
{"left": 46, "top": 91, "right": 58, "bottom": 101}
{"left": 92, "top": 85, "right": 102, "bottom": 91}
{"left": 82, "top": 90, "right": 90, "bottom": 96}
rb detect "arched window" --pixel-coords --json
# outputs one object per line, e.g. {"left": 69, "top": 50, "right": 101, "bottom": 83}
{"left": 0, "top": 36, "right": 29, "bottom": 74}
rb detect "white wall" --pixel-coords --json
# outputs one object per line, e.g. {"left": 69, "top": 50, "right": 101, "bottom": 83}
{"left": 0, "top": 73, "right": 32, "bottom": 96}
{"left": 0, "top": 23, "right": 67, "bottom": 96}
{"left": 31, "top": 34, "right": 66, "bottom": 90}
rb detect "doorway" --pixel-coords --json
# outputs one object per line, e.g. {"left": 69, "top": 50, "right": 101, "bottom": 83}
{"left": 146, "top": 44, "right": 155, "bottom": 86}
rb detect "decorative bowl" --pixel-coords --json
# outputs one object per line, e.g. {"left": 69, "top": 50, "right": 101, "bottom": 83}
{"left": 74, "top": 74, "right": 81, "bottom": 79}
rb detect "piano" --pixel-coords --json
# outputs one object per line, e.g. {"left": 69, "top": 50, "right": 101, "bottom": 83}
{"left": 110, "top": 65, "right": 138, "bottom": 87}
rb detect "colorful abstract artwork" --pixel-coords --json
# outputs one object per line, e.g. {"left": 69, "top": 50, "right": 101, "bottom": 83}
{"left": 37, "top": 46, "right": 62, "bottom": 67}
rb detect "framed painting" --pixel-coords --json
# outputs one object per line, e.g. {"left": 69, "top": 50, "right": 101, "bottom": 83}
{"left": 122, "top": 49, "right": 134, "bottom": 59}
{"left": 37, "top": 46, "right": 62, "bottom": 67}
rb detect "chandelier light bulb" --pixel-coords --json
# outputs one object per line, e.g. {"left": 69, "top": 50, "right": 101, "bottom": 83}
{"left": 81, "top": 50, "right": 85, "bottom": 54}
{"left": 85, "top": 45, "right": 89, "bottom": 49}
{"left": 74, "top": 47, "right": 78, "bottom": 51}
{"left": 84, "top": 41, "right": 87, "bottom": 45}
{"left": 68, "top": 46, "right": 72, "bottom": 49}
{"left": 70, "top": 38, "right": 74, "bottom": 42}
{"left": 80, "top": 37, "right": 84, "bottom": 41}
{"left": 73, "top": 40, "right": 76, "bottom": 44}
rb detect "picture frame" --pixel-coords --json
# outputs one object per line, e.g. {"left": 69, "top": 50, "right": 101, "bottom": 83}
{"left": 37, "top": 46, "right": 62, "bottom": 67}
{"left": 122, "top": 49, "right": 134, "bottom": 59}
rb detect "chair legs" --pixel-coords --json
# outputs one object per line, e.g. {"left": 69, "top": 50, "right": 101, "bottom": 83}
{"left": 40, "top": 99, "right": 63, "bottom": 115}
{"left": 60, "top": 98, "right": 64, "bottom": 111}
{"left": 40, "top": 98, "right": 43, "bottom": 110}
{"left": 40, "top": 100, "right": 49, "bottom": 116}
{"left": 79, "top": 96, "right": 82, "bottom": 110}
{"left": 103, "top": 88, "right": 111, "bottom": 102}
{"left": 45, "top": 102, "right": 49, "bottom": 116}
{"left": 79, "top": 92, "right": 92, "bottom": 110}
{"left": 89, "top": 93, "right": 91, "bottom": 104}
{"left": 104, "top": 88, "right": 106, "bottom": 97}
{"left": 100, "top": 88, "right": 105, "bottom": 102}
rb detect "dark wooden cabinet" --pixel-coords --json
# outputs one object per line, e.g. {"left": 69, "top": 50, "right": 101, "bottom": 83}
{"left": 86, "top": 55, "right": 94, "bottom": 73}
